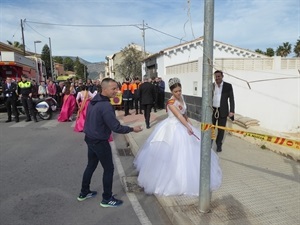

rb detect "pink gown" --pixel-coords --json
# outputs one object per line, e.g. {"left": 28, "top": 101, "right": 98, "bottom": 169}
{"left": 58, "top": 94, "right": 76, "bottom": 122}
{"left": 74, "top": 99, "right": 90, "bottom": 132}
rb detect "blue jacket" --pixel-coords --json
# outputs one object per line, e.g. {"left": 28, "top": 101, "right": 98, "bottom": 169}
{"left": 84, "top": 94, "right": 133, "bottom": 141}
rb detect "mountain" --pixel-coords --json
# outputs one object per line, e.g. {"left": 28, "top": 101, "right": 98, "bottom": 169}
{"left": 86, "top": 62, "right": 106, "bottom": 80}
{"left": 57, "top": 56, "right": 106, "bottom": 80}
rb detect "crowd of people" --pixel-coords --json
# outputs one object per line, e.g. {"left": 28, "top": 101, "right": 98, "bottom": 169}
{"left": 2, "top": 72, "right": 234, "bottom": 207}
{"left": 1, "top": 74, "right": 166, "bottom": 130}
{"left": 1, "top": 76, "right": 101, "bottom": 125}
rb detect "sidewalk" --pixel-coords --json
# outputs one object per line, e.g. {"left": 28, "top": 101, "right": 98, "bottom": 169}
{"left": 116, "top": 109, "right": 300, "bottom": 225}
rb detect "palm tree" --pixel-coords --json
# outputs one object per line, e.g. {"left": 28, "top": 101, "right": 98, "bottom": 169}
{"left": 265, "top": 48, "right": 274, "bottom": 57}
{"left": 7, "top": 40, "right": 24, "bottom": 50}
{"left": 294, "top": 39, "right": 300, "bottom": 57}
{"left": 276, "top": 42, "right": 291, "bottom": 57}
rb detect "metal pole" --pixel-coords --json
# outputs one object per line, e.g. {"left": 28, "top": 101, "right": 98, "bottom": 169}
{"left": 199, "top": 0, "right": 214, "bottom": 213}
{"left": 142, "top": 20, "right": 146, "bottom": 58}
{"left": 49, "top": 37, "right": 54, "bottom": 80}
{"left": 21, "top": 19, "right": 26, "bottom": 56}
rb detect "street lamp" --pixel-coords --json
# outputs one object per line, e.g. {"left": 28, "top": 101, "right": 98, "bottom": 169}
{"left": 34, "top": 40, "right": 41, "bottom": 55}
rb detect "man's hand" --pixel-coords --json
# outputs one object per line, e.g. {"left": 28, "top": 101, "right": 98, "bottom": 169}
{"left": 29, "top": 93, "right": 32, "bottom": 98}
{"left": 229, "top": 112, "right": 234, "bottom": 117}
{"left": 133, "top": 126, "right": 143, "bottom": 133}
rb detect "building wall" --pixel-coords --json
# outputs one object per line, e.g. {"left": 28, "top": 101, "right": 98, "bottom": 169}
{"left": 153, "top": 37, "right": 299, "bottom": 133}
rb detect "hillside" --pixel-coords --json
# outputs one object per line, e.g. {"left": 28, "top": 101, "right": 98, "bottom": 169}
{"left": 57, "top": 56, "right": 106, "bottom": 80}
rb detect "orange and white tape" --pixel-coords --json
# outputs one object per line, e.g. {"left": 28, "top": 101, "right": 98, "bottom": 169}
{"left": 201, "top": 123, "right": 300, "bottom": 150}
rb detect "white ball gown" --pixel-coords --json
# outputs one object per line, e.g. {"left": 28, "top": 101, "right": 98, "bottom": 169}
{"left": 134, "top": 96, "right": 222, "bottom": 196}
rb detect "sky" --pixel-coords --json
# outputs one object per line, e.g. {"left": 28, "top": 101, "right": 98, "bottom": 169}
{"left": 0, "top": 0, "right": 299, "bottom": 63}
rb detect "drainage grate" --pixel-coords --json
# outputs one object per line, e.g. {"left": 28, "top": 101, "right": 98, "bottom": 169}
{"left": 117, "top": 148, "right": 133, "bottom": 156}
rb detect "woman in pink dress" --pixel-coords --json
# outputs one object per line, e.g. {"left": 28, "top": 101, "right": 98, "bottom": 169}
{"left": 74, "top": 85, "right": 93, "bottom": 132}
{"left": 58, "top": 82, "right": 76, "bottom": 122}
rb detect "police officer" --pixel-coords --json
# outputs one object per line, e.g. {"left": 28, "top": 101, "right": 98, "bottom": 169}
{"left": 2, "top": 77, "right": 19, "bottom": 122}
{"left": 18, "top": 74, "right": 38, "bottom": 122}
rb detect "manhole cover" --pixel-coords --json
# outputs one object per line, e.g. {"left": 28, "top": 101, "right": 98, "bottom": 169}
{"left": 118, "top": 148, "right": 133, "bottom": 156}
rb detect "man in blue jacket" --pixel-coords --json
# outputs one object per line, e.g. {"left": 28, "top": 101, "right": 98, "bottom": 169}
{"left": 77, "top": 78, "right": 143, "bottom": 207}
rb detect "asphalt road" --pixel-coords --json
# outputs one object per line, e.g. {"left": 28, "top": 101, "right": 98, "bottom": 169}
{"left": 0, "top": 112, "right": 171, "bottom": 225}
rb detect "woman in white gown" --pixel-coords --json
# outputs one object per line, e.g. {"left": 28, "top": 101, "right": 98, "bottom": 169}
{"left": 134, "top": 77, "right": 222, "bottom": 196}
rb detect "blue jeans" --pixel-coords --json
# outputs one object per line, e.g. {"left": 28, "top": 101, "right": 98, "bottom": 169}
{"left": 80, "top": 136, "right": 114, "bottom": 200}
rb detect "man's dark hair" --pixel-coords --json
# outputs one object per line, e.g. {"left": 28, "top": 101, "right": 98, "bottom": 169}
{"left": 214, "top": 70, "right": 223, "bottom": 76}
{"left": 101, "top": 78, "right": 116, "bottom": 89}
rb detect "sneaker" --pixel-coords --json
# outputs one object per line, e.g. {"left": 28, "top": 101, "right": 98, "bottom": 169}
{"left": 100, "top": 195, "right": 123, "bottom": 208}
{"left": 77, "top": 191, "right": 97, "bottom": 201}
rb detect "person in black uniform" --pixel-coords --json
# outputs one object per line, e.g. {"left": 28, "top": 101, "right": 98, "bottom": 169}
{"left": 2, "top": 77, "right": 19, "bottom": 122}
{"left": 139, "top": 76, "right": 156, "bottom": 129}
{"left": 151, "top": 77, "right": 159, "bottom": 112}
{"left": 18, "top": 74, "right": 38, "bottom": 122}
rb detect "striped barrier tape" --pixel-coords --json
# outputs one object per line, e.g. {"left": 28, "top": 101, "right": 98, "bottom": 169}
{"left": 201, "top": 123, "right": 300, "bottom": 150}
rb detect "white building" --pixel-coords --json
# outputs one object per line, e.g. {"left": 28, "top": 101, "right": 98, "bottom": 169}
{"left": 146, "top": 37, "right": 300, "bottom": 133}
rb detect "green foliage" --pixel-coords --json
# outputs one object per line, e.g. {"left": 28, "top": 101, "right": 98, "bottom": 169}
{"left": 63, "top": 57, "right": 74, "bottom": 71}
{"left": 74, "top": 57, "right": 87, "bottom": 81}
{"left": 265, "top": 48, "right": 274, "bottom": 57}
{"left": 294, "top": 39, "right": 300, "bottom": 57}
{"left": 53, "top": 56, "right": 63, "bottom": 64}
{"left": 276, "top": 42, "right": 291, "bottom": 57}
{"left": 115, "top": 44, "right": 144, "bottom": 80}
{"left": 255, "top": 49, "right": 264, "bottom": 54}
{"left": 41, "top": 44, "right": 52, "bottom": 78}
{"left": 7, "top": 40, "right": 24, "bottom": 50}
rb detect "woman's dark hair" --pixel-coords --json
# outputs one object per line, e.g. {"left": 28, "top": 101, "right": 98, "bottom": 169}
{"left": 80, "top": 85, "right": 88, "bottom": 91}
{"left": 64, "top": 82, "right": 71, "bottom": 95}
{"left": 169, "top": 82, "right": 181, "bottom": 91}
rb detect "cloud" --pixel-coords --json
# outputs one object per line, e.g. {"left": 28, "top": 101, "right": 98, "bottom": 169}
{"left": 0, "top": 0, "right": 298, "bottom": 62}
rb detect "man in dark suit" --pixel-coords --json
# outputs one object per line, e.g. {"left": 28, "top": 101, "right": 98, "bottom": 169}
{"left": 2, "top": 77, "right": 19, "bottom": 122}
{"left": 139, "top": 76, "right": 156, "bottom": 129}
{"left": 212, "top": 70, "right": 235, "bottom": 152}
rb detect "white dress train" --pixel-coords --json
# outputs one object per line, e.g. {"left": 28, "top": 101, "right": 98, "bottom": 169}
{"left": 133, "top": 96, "right": 222, "bottom": 196}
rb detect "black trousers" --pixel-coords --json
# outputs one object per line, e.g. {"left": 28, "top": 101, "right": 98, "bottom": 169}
{"left": 5, "top": 97, "right": 18, "bottom": 120}
{"left": 123, "top": 100, "right": 130, "bottom": 115}
{"left": 134, "top": 98, "right": 142, "bottom": 113}
{"left": 158, "top": 92, "right": 165, "bottom": 109}
{"left": 81, "top": 136, "right": 114, "bottom": 200}
{"left": 21, "top": 96, "right": 36, "bottom": 120}
{"left": 143, "top": 104, "right": 152, "bottom": 127}
{"left": 212, "top": 111, "right": 227, "bottom": 147}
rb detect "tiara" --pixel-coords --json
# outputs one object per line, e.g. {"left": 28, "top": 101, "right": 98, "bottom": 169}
{"left": 168, "top": 77, "right": 181, "bottom": 88}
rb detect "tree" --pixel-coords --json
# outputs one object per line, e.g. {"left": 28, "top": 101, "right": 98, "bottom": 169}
{"left": 265, "top": 48, "right": 274, "bottom": 57}
{"left": 74, "top": 57, "right": 86, "bottom": 80}
{"left": 294, "top": 39, "right": 300, "bottom": 57}
{"left": 276, "top": 42, "right": 291, "bottom": 57}
{"left": 53, "top": 56, "right": 63, "bottom": 64}
{"left": 115, "top": 44, "right": 144, "bottom": 81}
{"left": 7, "top": 40, "right": 24, "bottom": 50}
{"left": 41, "top": 44, "right": 52, "bottom": 78}
{"left": 63, "top": 57, "right": 74, "bottom": 71}
{"left": 255, "top": 49, "right": 265, "bottom": 54}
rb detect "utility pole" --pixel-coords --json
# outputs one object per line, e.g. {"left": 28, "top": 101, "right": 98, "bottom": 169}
{"left": 21, "top": 19, "right": 26, "bottom": 56}
{"left": 49, "top": 37, "right": 54, "bottom": 80}
{"left": 141, "top": 20, "right": 147, "bottom": 75}
{"left": 142, "top": 20, "right": 146, "bottom": 58}
{"left": 199, "top": 0, "right": 214, "bottom": 213}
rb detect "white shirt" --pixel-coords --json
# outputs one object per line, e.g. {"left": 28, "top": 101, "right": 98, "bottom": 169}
{"left": 212, "top": 82, "right": 223, "bottom": 108}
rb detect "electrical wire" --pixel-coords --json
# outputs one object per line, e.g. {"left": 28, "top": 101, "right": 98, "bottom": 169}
{"left": 25, "top": 20, "right": 142, "bottom": 28}
{"left": 24, "top": 19, "right": 299, "bottom": 88}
